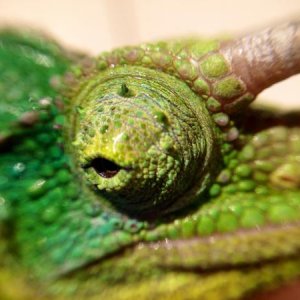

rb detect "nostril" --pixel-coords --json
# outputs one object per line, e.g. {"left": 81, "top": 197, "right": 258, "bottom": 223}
{"left": 90, "top": 157, "right": 121, "bottom": 178}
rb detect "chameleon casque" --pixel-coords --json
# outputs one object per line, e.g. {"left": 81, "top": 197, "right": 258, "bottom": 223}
{"left": 0, "top": 20, "right": 300, "bottom": 300}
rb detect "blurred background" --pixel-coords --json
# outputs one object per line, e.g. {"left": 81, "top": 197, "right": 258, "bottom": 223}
{"left": 0, "top": 0, "right": 299, "bottom": 108}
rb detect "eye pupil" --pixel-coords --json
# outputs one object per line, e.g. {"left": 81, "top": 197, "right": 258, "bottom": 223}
{"left": 90, "top": 157, "right": 121, "bottom": 178}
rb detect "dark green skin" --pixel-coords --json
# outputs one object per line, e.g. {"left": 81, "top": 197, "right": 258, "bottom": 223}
{"left": 0, "top": 28, "right": 299, "bottom": 300}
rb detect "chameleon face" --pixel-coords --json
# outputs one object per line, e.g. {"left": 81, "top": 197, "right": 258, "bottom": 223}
{"left": 70, "top": 66, "right": 218, "bottom": 217}
{"left": 1, "top": 22, "right": 300, "bottom": 300}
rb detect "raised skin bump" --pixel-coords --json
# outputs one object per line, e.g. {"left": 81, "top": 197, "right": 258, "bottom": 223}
{"left": 0, "top": 22, "right": 300, "bottom": 300}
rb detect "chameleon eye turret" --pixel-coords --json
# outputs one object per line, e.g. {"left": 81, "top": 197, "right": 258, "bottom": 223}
{"left": 70, "top": 67, "right": 219, "bottom": 216}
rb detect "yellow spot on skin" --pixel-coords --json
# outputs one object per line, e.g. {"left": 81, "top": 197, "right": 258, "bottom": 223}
{"left": 271, "top": 162, "right": 300, "bottom": 188}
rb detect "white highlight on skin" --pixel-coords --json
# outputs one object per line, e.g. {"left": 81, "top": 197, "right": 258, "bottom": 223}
{"left": 113, "top": 132, "right": 125, "bottom": 153}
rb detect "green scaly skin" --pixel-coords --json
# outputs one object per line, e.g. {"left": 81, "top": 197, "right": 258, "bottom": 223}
{"left": 0, "top": 24, "right": 300, "bottom": 300}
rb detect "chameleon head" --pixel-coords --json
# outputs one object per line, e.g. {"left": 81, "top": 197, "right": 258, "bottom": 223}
{"left": 70, "top": 66, "right": 219, "bottom": 217}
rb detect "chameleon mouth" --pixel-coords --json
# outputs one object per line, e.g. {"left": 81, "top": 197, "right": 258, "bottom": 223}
{"left": 90, "top": 157, "right": 122, "bottom": 178}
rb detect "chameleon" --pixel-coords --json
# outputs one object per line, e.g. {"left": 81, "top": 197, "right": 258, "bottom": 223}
{"left": 0, "top": 21, "right": 300, "bottom": 300}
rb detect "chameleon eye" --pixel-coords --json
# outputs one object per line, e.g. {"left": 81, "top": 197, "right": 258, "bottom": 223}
{"left": 70, "top": 66, "right": 219, "bottom": 217}
{"left": 90, "top": 157, "right": 121, "bottom": 178}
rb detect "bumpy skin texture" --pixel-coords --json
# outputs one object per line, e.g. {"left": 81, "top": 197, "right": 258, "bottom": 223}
{"left": 0, "top": 23, "right": 300, "bottom": 300}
